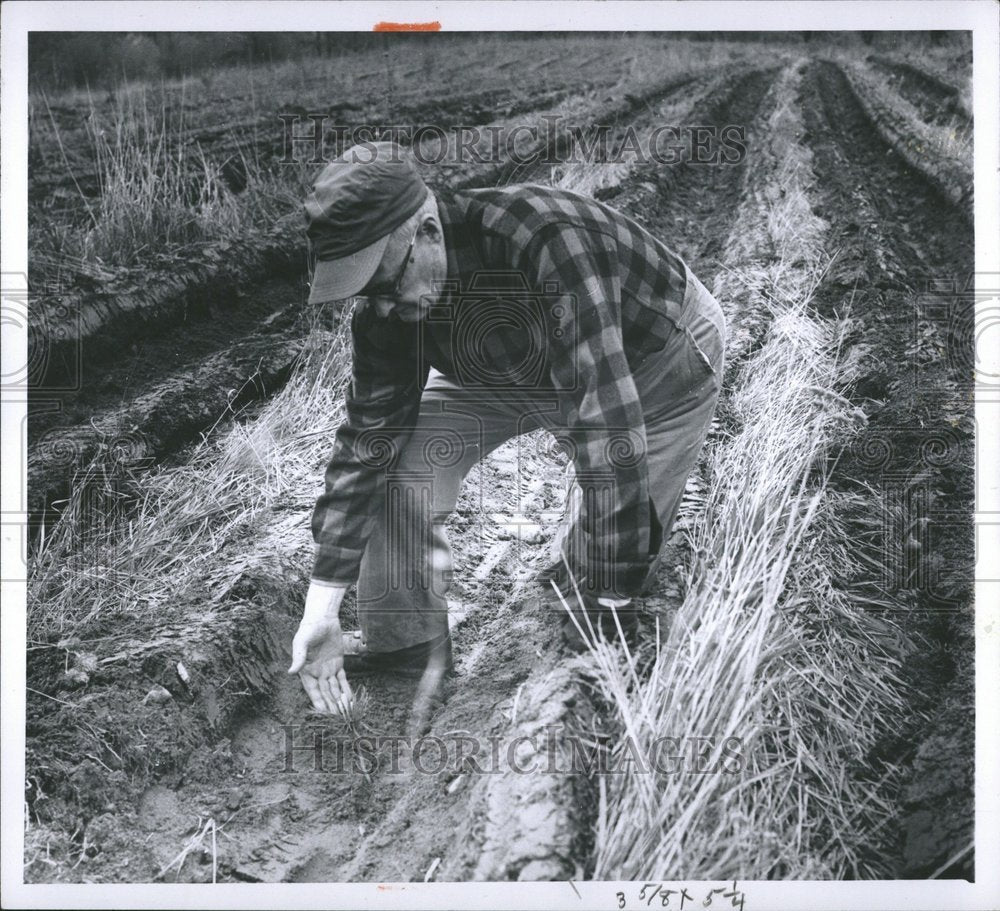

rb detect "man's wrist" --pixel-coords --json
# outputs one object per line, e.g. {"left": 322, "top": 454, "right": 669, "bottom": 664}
{"left": 309, "top": 577, "right": 352, "bottom": 589}
{"left": 304, "top": 579, "right": 347, "bottom": 620}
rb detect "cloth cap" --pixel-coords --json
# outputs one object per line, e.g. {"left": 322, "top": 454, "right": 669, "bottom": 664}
{"left": 303, "top": 141, "right": 429, "bottom": 304}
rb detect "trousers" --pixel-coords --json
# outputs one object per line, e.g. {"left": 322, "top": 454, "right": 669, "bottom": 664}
{"left": 356, "top": 269, "right": 726, "bottom": 652}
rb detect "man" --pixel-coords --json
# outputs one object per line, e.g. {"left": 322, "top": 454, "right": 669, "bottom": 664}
{"left": 288, "top": 142, "right": 725, "bottom": 717}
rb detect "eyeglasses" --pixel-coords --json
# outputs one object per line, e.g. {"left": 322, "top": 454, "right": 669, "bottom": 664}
{"left": 362, "top": 232, "right": 416, "bottom": 299}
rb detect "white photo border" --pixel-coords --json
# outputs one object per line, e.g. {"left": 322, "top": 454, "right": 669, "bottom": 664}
{"left": 2, "top": 2, "right": 997, "bottom": 909}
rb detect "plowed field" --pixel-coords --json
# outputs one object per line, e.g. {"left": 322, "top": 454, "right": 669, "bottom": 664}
{"left": 24, "top": 35, "right": 974, "bottom": 883}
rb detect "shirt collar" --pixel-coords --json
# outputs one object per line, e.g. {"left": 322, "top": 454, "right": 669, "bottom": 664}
{"left": 436, "top": 192, "right": 486, "bottom": 292}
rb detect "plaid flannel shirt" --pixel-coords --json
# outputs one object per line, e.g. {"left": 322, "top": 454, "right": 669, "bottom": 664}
{"left": 311, "top": 184, "right": 692, "bottom": 596}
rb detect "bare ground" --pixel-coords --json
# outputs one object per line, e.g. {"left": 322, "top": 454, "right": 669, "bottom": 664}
{"left": 799, "top": 59, "right": 974, "bottom": 879}
{"left": 24, "top": 52, "right": 975, "bottom": 883}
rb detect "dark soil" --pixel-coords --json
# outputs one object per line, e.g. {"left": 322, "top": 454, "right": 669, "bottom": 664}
{"left": 867, "top": 56, "right": 970, "bottom": 128}
{"left": 591, "top": 64, "right": 776, "bottom": 280}
{"left": 800, "top": 59, "right": 974, "bottom": 879}
{"left": 23, "top": 52, "right": 979, "bottom": 885}
{"left": 23, "top": 64, "right": 781, "bottom": 884}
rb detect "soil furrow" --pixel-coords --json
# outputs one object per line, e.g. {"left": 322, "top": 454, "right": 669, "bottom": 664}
{"left": 22, "top": 63, "right": 784, "bottom": 885}
{"left": 30, "top": 221, "right": 307, "bottom": 392}
{"left": 28, "top": 288, "right": 314, "bottom": 521}
{"left": 614, "top": 68, "right": 779, "bottom": 276}
{"left": 799, "top": 58, "right": 974, "bottom": 879}
{"left": 866, "top": 55, "right": 971, "bottom": 127}
{"left": 29, "top": 272, "right": 308, "bottom": 439}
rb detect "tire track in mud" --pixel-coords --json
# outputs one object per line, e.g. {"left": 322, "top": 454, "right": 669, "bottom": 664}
{"left": 24, "top": 65, "right": 781, "bottom": 884}
{"left": 799, "top": 59, "right": 974, "bottom": 878}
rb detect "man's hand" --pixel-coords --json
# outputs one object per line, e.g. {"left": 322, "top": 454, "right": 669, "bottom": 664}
{"left": 288, "top": 582, "right": 353, "bottom": 716}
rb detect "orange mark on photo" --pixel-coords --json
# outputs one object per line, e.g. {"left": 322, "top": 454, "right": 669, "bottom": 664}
{"left": 373, "top": 21, "right": 441, "bottom": 32}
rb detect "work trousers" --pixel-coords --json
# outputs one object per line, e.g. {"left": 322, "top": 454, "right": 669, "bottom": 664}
{"left": 356, "top": 270, "right": 726, "bottom": 652}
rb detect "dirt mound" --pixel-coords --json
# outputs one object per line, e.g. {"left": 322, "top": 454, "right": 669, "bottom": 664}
{"left": 800, "top": 58, "right": 974, "bottom": 879}
{"left": 867, "top": 55, "right": 971, "bottom": 126}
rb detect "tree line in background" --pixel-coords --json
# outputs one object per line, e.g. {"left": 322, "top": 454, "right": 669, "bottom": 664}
{"left": 29, "top": 31, "right": 969, "bottom": 93}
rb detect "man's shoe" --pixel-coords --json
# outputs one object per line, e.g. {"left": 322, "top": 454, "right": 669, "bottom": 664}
{"left": 342, "top": 633, "right": 454, "bottom": 678}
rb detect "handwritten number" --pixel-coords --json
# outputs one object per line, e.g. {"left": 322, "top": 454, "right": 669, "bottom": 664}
{"left": 723, "top": 881, "right": 745, "bottom": 911}
{"left": 622, "top": 883, "right": 741, "bottom": 911}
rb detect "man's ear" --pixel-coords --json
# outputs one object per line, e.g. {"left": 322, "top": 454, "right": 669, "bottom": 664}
{"left": 420, "top": 213, "right": 442, "bottom": 242}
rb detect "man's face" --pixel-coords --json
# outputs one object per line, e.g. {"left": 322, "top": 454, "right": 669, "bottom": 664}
{"left": 362, "top": 210, "right": 447, "bottom": 322}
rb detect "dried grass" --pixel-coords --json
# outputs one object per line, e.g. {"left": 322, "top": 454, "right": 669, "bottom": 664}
{"left": 31, "top": 86, "right": 302, "bottom": 288}
{"left": 585, "top": 291, "right": 907, "bottom": 880}
{"left": 579, "top": 61, "right": 909, "bottom": 879}
{"left": 28, "top": 306, "right": 354, "bottom": 642}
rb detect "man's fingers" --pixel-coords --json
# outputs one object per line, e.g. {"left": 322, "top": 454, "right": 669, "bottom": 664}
{"left": 318, "top": 674, "right": 345, "bottom": 717}
{"left": 337, "top": 668, "right": 353, "bottom": 703}
{"left": 325, "top": 668, "right": 354, "bottom": 717}
{"left": 288, "top": 635, "right": 308, "bottom": 675}
{"left": 335, "top": 669, "right": 353, "bottom": 716}
{"left": 299, "top": 672, "right": 327, "bottom": 713}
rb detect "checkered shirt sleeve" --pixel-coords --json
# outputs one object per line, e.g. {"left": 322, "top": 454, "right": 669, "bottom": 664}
{"left": 516, "top": 220, "right": 653, "bottom": 597}
{"left": 310, "top": 301, "right": 424, "bottom": 585}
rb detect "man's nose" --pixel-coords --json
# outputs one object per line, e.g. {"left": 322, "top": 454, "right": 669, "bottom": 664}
{"left": 373, "top": 298, "right": 394, "bottom": 319}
